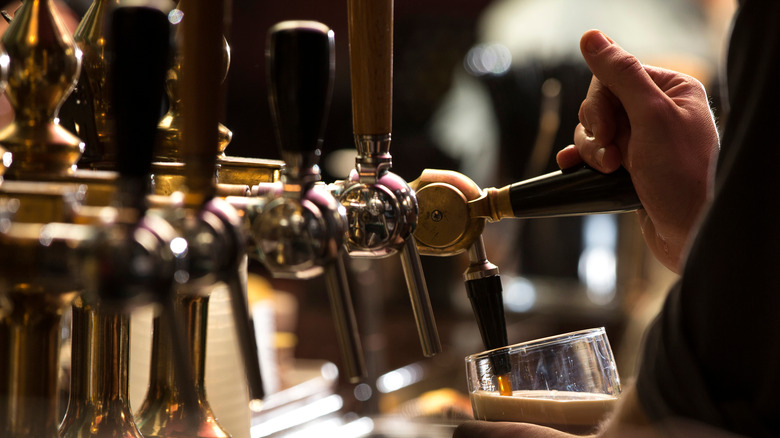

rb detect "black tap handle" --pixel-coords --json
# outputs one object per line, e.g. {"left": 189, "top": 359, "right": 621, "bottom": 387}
{"left": 266, "top": 21, "right": 334, "bottom": 154}
{"left": 509, "top": 165, "right": 641, "bottom": 218}
{"left": 110, "top": 6, "right": 170, "bottom": 206}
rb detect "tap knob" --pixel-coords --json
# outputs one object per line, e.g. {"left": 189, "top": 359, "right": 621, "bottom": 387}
{"left": 341, "top": 0, "right": 441, "bottom": 357}
{"left": 262, "top": 21, "right": 366, "bottom": 381}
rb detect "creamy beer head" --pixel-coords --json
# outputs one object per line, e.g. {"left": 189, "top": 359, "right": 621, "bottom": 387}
{"left": 470, "top": 390, "right": 617, "bottom": 434}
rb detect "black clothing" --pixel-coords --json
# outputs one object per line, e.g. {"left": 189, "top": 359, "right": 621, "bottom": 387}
{"left": 636, "top": 1, "right": 780, "bottom": 436}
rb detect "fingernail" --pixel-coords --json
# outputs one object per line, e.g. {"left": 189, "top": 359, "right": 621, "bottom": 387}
{"left": 595, "top": 147, "right": 606, "bottom": 167}
{"left": 585, "top": 31, "right": 611, "bottom": 54}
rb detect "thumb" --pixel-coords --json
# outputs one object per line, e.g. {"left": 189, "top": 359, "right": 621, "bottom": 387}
{"left": 580, "top": 30, "right": 662, "bottom": 117}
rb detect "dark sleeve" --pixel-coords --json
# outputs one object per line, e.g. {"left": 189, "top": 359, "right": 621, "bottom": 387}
{"left": 635, "top": 1, "right": 780, "bottom": 436}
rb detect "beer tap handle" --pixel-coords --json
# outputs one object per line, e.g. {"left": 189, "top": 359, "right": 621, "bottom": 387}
{"left": 267, "top": 21, "right": 333, "bottom": 162}
{"left": 482, "top": 165, "right": 641, "bottom": 221}
{"left": 112, "top": 6, "right": 170, "bottom": 212}
{"left": 267, "top": 21, "right": 366, "bottom": 380}
{"left": 179, "top": 0, "right": 224, "bottom": 205}
{"left": 109, "top": 5, "right": 201, "bottom": 417}
{"left": 347, "top": 0, "right": 392, "bottom": 139}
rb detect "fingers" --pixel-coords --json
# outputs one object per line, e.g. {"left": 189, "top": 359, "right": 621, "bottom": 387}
{"left": 561, "top": 125, "right": 622, "bottom": 173}
{"left": 555, "top": 145, "right": 582, "bottom": 170}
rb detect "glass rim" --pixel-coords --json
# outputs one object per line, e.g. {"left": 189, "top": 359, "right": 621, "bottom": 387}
{"left": 465, "top": 327, "right": 608, "bottom": 362}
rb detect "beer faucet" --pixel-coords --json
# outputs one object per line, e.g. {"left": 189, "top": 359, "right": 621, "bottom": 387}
{"left": 409, "top": 165, "right": 641, "bottom": 379}
{"left": 59, "top": 6, "right": 203, "bottom": 437}
{"left": 134, "top": 2, "right": 265, "bottom": 436}
{"left": 247, "top": 20, "right": 366, "bottom": 381}
{"left": 333, "top": 0, "right": 441, "bottom": 358}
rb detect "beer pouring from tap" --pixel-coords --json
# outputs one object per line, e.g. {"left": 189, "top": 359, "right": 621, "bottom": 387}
{"left": 339, "top": 0, "right": 441, "bottom": 358}
{"left": 258, "top": 20, "right": 366, "bottom": 382}
{"left": 410, "top": 166, "right": 641, "bottom": 394}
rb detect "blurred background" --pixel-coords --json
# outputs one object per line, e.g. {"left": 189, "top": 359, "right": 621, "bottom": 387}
{"left": 0, "top": 0, "right": 736, "bottom": 436}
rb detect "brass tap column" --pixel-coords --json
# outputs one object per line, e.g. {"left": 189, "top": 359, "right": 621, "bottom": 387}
{"left": 0, "top": 1, "right": 90, "bottom": 436}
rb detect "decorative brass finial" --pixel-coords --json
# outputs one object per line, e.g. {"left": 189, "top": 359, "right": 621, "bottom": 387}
{"left": 156, "top": 5, "right": 232, "bottom": 162}
{"left": 68, "top": 0, "right": 118, "bottom": 170}
{"left": 0, "top": 0, "right": 84, "bottom": 180}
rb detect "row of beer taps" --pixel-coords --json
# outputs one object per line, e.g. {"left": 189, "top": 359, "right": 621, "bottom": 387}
{"left": 0, "top": 0, "right": 643, "bottom": 437}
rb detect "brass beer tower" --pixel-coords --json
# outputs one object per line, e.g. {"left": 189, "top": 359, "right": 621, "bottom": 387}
{"left": 0, "top": 1, "right": 93, "bottom": 436}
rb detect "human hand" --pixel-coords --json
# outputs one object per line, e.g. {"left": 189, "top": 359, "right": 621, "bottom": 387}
{"left": 453, "top": 421, "right": 593, "bottom": 438}
{"left": 556, "top": 30, "right": 719, "bottom": 273}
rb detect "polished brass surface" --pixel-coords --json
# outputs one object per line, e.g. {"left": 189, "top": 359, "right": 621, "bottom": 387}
{"left": 71, "top": 0, "right": 119, "bottom": 169}
{"left": 156, "top": 4, "right": 232, "bottom": 164}
{"left": 60, "top": 299, "right": 143, "bottom": 438}
{"left": 216, "top": 155, "right": 283, "bottom": 187}
{"left": 59, "top": 297, "right": 97, "bottom": 437}
{"left": 409, "top": 168, "right": 486, "bottom": 256}
{"left": 1, "top": 0, "right": 84, "bottom": 180}
{"left": 135, "top": 295, "right": 230, "bottom": 438}
{"left": 151, "top": 162, "right": 188, "bottom": 196}
{"left": 410, "top": 168, "right": 512, "bottom": 257}
{"left": 0, "top": 221, "right": 92, "bottom": 438}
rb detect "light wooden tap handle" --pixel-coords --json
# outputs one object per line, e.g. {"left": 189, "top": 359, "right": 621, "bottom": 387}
{"left": 347, "top": 0, "right": 393, "bottom": 136}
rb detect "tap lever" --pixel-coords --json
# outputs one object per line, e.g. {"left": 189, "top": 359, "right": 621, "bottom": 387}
{"left": 484, "top": 165, "right": 641, "bottom": 221}
{"left": 111, "top": 5, "right": 170, "bottom": 208}
{"left": 400, "top": 238, "right": 442, "bottom": 357}
{"left": 325, "top": 256, "right": 366, "bottom": 381}
{"left": 225, "top": 266, "right": 266, "bottom": 404}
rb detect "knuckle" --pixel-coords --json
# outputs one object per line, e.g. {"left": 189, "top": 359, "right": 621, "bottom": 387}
{"left": 610, "top": 52, "right": 644, "bottom": 78}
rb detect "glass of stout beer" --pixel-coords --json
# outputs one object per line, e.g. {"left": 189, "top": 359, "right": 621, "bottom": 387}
{"left": 465, "top": 327, "right": 621, "bottom": 435}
